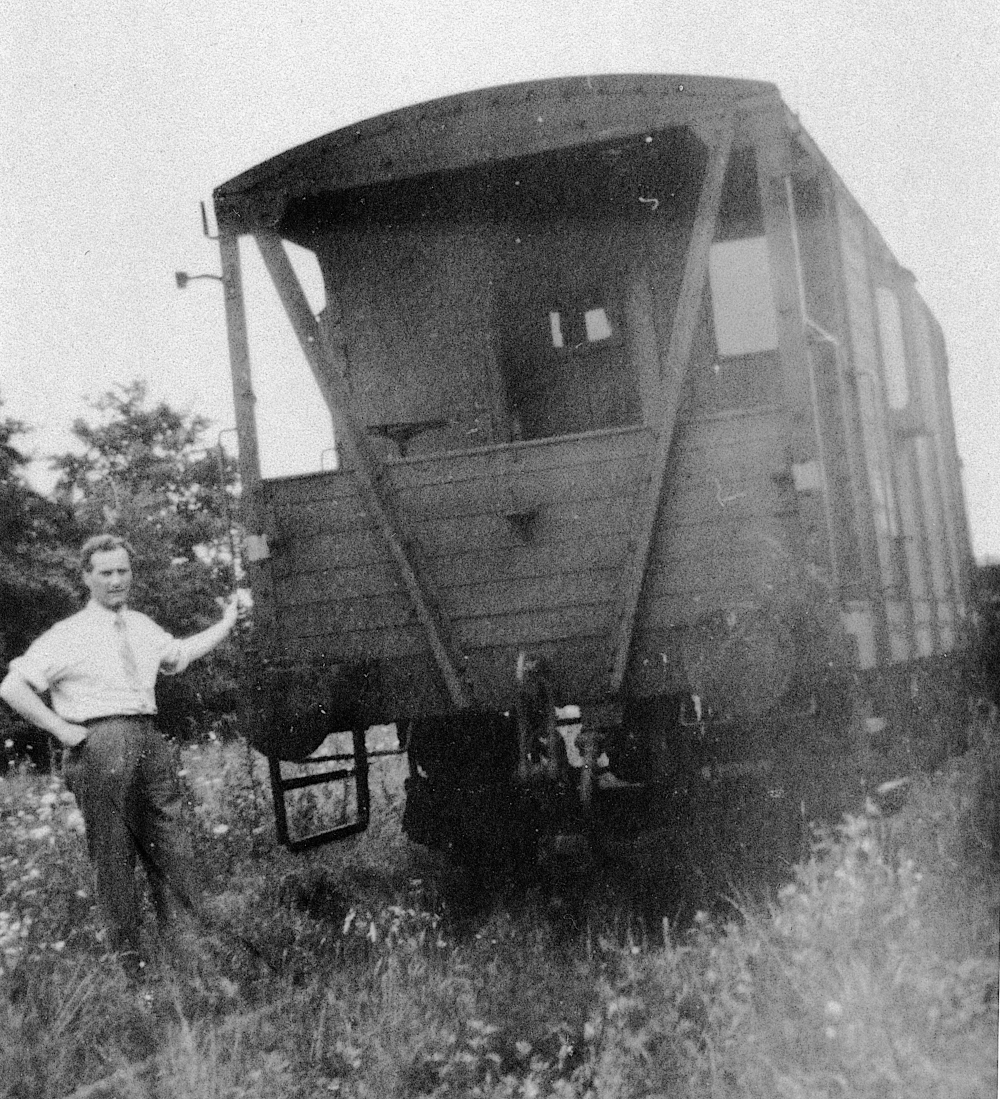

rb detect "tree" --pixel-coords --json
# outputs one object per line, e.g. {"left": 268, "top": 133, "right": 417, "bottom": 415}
{"left": 0, "top": 401, "right": 80, "bottom": 765}
{"left": 52, "top": 380, "right": 242, "bottom": 738}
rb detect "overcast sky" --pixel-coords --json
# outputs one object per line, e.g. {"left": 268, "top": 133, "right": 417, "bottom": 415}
{"left": 3, "top": 0, "right": 998, "bottom": 557}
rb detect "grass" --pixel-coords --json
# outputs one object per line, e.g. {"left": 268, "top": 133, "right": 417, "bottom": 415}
{"left": 0, "top": 715, "right": 997, "bottom": 1098}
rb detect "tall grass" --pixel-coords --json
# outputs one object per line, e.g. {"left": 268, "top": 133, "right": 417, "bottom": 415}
{"left": 1, "top": 717, "right": 997, "bottom": 1098}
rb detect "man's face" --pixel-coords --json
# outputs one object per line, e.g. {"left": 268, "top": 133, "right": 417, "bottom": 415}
{"left": 83, "top": 548, "right": 132, "bottom": 610}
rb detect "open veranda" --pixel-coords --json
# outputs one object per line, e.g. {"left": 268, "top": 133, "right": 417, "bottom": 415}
{"left": 1, "top": 711, "right": 997, "bottom": 1099}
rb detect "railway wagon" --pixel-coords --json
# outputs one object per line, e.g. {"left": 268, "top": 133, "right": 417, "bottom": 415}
{"left": 211, "top": 74, "right": 974, "bottom": 869}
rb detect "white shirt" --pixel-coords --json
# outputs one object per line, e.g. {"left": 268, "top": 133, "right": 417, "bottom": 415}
{"left": 9, "top": 600, "right": 193, "bottom": 722}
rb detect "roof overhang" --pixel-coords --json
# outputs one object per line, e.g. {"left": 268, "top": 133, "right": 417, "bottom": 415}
{"left": 213, "top": 73, "right": 780, "bottom": 236}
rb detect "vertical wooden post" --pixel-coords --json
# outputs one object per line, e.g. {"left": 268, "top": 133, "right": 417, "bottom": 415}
{"left": 219, "top": 233, "right": 262, "bottom": 487}
{"left": 609, "top": 119, "right": 734, "bottom": 696}
{"left": 218, "top": 232, "right": 281, "bottom": 655}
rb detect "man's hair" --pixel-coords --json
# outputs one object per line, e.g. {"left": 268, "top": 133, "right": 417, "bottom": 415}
{"left": 80, "top": 534, "right": 134, "bottom": 573}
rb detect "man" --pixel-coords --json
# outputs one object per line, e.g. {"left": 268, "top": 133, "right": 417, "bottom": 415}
{"left": 0, "top": 534, "right": 239, "bottom": 972}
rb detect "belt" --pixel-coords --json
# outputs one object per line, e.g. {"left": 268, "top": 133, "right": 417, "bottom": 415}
{"left": 81, "top": 714, "right": 156, "bottom": 728}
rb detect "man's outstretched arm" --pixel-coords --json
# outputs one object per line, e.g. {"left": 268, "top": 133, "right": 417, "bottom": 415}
{"left": 170, "top": 594, "right": 241, "bottom": 668}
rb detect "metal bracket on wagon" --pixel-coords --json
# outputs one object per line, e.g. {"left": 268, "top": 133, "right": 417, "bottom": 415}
{"left": 514, "top": 651, "right": 622, "bottom": 808}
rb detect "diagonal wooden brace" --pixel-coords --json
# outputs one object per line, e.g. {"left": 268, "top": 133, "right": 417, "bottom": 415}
{"left": 254, "top": 231, "right": 473, "bottom": 710}
{"left": 610, "top": 120, "right": 735, "bottom": 695}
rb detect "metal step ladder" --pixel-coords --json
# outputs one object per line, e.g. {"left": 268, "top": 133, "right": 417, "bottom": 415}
{"left": 268, "top": 728, "right": 403, "bottom": 852}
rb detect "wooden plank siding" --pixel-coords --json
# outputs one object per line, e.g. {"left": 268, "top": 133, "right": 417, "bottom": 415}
{"left": 631, "top": 408, "right": 791, "bottom": 640}
{"left": 830, "top": 177, "right": 971, "bottom": 663}
{"left": 278, "top": 500, "right": 637, "bottom": 576}
{"left": 264, "top": 403, "right": 796, "bottom": 711}
{"left": 262, "top": 428, "right": 651, "bottom": 710}
{"left": 834, "top": 188, "right": 911, "bottom": 666}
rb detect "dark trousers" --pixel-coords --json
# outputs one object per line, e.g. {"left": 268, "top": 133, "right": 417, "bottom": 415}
{"left": 64, "top": 716, "right": 197, "bottom": 956}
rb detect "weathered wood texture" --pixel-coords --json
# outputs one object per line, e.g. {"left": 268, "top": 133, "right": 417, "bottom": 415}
{"left": 831, "top": 173, "right": 970, "bottom": 663}
{"left": 263, "top": 401, "right": 799, "bottom": 712}
{"left": 264, "top": 430, "right": 647, "bottom": 710}
{"left": 216, "top": 75, "right": 974, "bottom": 722}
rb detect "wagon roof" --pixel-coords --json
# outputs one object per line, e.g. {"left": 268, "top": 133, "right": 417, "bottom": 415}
{"left": 213, "top": 73, "right": 781, "bottom": 234}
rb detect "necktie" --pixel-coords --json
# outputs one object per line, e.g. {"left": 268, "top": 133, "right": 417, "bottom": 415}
{"left": 114, "top": 613, "right": 141, "bottom": 688}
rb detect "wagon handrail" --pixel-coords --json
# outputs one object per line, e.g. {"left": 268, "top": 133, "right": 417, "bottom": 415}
{"left": 609, "top": 118, "right": 735, "bottom": 695}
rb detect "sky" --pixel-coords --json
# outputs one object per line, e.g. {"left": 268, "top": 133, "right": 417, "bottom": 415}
{"left": 2, "top": 0, "right": 998, "bottom": 558}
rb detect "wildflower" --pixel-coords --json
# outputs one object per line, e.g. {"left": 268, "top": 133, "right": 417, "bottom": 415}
{"left": 212, "top": 824, "right": 230, "bottom": 836}
{"left": 28, "top": 825, "right": 53, "bottom": 841}
{"left": 3, "top": 740, "right": 12, "bottom": 749}
{"left": 825, "top": 1000, "right": 843, "bottom": 1019}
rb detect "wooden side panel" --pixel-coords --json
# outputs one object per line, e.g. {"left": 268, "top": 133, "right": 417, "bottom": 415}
{"left": 263, "top": 429, "right": 652, "bottom": 714}
{"left": 626, "top": 407, "right": 792, "bottom": 696}
{"left": 906, "top": 295, "right": 972, "bottom": 637}
{"left": 834, "top": 190, "right": 911, "bottom": 661}
{"left": 790, "top": 171, "right": 874, "bottom": 598}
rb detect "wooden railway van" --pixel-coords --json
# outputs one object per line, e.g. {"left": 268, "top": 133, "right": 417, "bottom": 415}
{"left": 212, "top": 74, "right": 973, "bottom": 867}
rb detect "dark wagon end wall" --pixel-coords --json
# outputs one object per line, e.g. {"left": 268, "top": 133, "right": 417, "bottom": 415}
{"left": 212, "top": 74, "right": 975, "bottom": 857}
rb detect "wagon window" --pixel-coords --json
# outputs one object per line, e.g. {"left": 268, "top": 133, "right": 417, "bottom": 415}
{"left": 500, "top": 279, "right": 638, "bottom": 440}
{"left": 584, "top": 307, "right": 613, "bottom": 342}
{"left": 546, "top": 305, "right": 616, "bottom": 350}
{"left": 708, "top": 236, "right": 779, "bottom": 357}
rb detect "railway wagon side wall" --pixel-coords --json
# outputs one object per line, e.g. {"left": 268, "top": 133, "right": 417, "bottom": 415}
{"left": 828, "top": 170, "right": 972, "bottom": 668}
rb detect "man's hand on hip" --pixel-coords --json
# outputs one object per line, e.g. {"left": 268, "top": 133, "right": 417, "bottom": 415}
{"left": 55, "top": 721, "right": 89, "bottom": 748}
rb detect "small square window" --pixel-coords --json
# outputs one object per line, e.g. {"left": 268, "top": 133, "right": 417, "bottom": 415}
{"left": 584, "top": 307, "right": 613, "bottom": 342}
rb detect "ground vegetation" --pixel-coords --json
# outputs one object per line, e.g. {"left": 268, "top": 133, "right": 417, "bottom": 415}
{"left": 0, "top": 714, "right": 996, "bottom": 1098}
